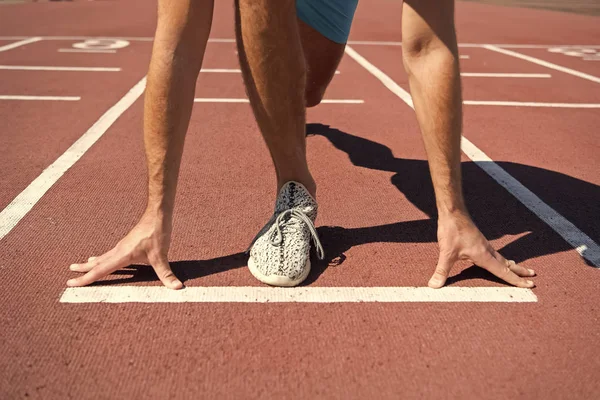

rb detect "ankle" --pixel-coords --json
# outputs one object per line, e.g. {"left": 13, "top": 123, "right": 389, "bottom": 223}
{"left": 277, "top": 175, "right": 317, "bottom": 199}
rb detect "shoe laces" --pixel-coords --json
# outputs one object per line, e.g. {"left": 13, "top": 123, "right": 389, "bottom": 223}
{"left": 270, "top": 208, "right": 324, "bottom": 260}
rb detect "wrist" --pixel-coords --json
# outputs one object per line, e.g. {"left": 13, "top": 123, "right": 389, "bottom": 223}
{"left": 436, "top": 201, "right": 469, "bottom": 220}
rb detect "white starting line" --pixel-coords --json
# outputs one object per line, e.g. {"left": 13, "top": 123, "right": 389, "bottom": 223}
{"left": 193, "top": 98, "right": 363, "bottom": 104}
{"left": 464, "top": 101, "right": 600, "bottom": 108}
{"left": 0, "top": 95, "right": 80, "bottom": 101}
{"left": 0, "top": 65, "right": 121, "bottom": 72}
{"left": 58, "top": 48, "right": 117, "bottom": 53}
{"left": 59, "top": 286, "right": 538, "bottom": 303}
{"left": 461, "top": 73, "right": 551, "bottom": 78}
{"left": 200, "top": 68, "right": 340, "bottom": 75}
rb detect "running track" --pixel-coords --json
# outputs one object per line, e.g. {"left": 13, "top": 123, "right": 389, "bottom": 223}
{"left": 0, "top": 0, "right": 599, "bottom": 398}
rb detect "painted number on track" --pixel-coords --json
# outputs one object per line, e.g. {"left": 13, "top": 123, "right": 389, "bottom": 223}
{"left": 72, "top": 39, "right": 130, "bottom": 50}
{"left": 548, "top": 47, "right": 600, "bottom": 61}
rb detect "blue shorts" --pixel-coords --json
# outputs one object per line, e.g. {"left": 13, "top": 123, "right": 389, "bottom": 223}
{"left": 297, "top": 0, "right": 359, "bottom": 44}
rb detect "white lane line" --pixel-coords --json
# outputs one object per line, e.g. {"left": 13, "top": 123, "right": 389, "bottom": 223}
{"left": 483, "top": 45, "right": 600, "bottom": 84}
{"left": 344, "top": 45, "right": 600, "bottom": 267}
{"left": 59, "top": 49, "right": 117, "bottom": 54}
{"left": 460, "top": 55, "right": 470, "bottom": 59}
{"left": 199, "top": 68, "right": 341, "bottom": 74}
{"left": 0, "top": 37, "right": 42, "bottom": 52}
{"left": 193, "top": 98, "right": 363, "bottom": 104}
{"left": 461, "top": 73, "right": 551, "bottom": 78}
{"left": 0, "top": 65, "right": 121, "bottom": 72}
{"left": 464, "top": 101, "right": 600, "bottom": 108}
{"left": 59, "top": 286, "right": 538, "bottom": 303}
{"left": 0, "top": 95, "right": 80, "bottom": 101}
{"left": 201, "top": 68, "right": 241, "bottom": 73}
{"left": 0, "top": 77, "right": 147, "bottom": 240}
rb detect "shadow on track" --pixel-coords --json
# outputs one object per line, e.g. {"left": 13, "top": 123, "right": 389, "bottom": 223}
{"left": 91, "top": 123, "right": 599, "bottom": 287}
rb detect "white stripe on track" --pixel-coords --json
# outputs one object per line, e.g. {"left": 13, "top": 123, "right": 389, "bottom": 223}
{"left": 0, "top": 37, "right": 42, "bottom": 52}
{"left": 59, "top": 286, "right": 538, "bottom": 303}
{"left": 0, "top": 65, "right": 120, "bottom": 72}
{"left": 483, "top": 45, "right": 600, "bottom": 84}
{"left": 0, "top": 95, "right": 80, "bottom": 101}
{"left": 461, "top": 73, "right": 551, "bottom": 78}
{"left": 58, "top": 49, "right": 117, "bottom": 54}
{"left": 193, "top": 98, "right": 363, "bottom": 104}
{"left": 344, "top": 45, "right": 600, "bottom": 267}
{"left": 464, "top": 101, "right": 600, "bottom": 108}
{"left": 0, "top": 77, "right": 147, "bottom": 240}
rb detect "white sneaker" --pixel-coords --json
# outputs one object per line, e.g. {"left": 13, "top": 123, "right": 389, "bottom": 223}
{"left": 248, "top": 181, "right": 324, "bottom": 287}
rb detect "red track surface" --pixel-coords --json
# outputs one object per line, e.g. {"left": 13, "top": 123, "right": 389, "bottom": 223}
{"left": 1, "top": 1, "right": 599, "bottom": 398}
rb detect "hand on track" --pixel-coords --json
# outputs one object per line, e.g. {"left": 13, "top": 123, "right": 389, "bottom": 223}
{"left": 67, "top": 215, "right": 183, "bottom": 290}
{"left": 429, "top": 212, "right": 536, "bottom": 289}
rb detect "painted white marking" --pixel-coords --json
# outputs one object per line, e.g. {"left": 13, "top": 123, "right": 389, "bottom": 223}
{"left": 73, "top": 39, "right": 129, "bottom": 50}
{"left": 346, "top": 41, "right": 600, "bottom": 49}
{"left": 0, "top": 77, "right": 147, "bottom": 240}
{"left": 344, "top": 46, "right": 414, "bottom": 107}
{"left": 460, "top": 55, "right": 470, "bottom": 59}
{"left": 0, "top": 95, "right": 80, "bottom": 101}
{"left": 193, "top": 98, "right": 363, "bottom": 104}
{"left": 198, "top": 68, "right": 340, "bottom": 75}
{"left": 463, "top": 100, "right": 600, "bottom": 108}
{"left": 344, "top": 45, "right": 600, "bottom": 268}
{"left": 200, "top": 68, "right": 241, "bottom": 73}
{"left": 460, "top": 73, "right": 551, "bottom": 78}
{"left": 0, "top": 65, "right": 120, "bottom": 72}
{"left": 0, "top": 37, "right": 42, "bottom": 52}
{"left": 483, "top": 45, "right": 600, "bottom": 84}
{"left": 59, "top": 286, "right": 538, "bottom": 303}
{"left": 463, "top": 101, "right": 600, "bottom": 108}
{"left": 195, "top": 98, "right": 249, "bottom": 103}
{"left": 460, "top": 138, "right": 600, "bottom": 267}
{"left": 58, "top": 49, "right": 116, "bottom": 54}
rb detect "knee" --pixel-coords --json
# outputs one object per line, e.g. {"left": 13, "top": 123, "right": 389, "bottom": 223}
{"left": 402, "top": 33, "right": 457, "bottom": 77}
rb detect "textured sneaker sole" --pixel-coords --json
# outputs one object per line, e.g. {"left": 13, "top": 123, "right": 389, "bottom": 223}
{"left": 247, "top": 257, "right": 311, "bottom": 287}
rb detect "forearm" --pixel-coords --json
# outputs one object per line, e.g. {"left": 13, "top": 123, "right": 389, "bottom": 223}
{"left": 408, "top": 50, "right": 465, "bottom": 216}
{"left": 402, "top": 1, "right": 465, "bottom": 217}
{"left": 144, "top": 0, "right": 214, "bottom": 218}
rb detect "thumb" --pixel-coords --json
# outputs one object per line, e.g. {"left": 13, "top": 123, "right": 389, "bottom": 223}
{"left": 150, "top": 254, "right": 183, "bottom": 290}
{"left": 428, "top": 253, "right": 454, "bottom": 289}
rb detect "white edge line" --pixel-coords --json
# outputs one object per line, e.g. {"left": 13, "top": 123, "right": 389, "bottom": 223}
{"left": 344, "top": 44, "right": 600, "bottom": 267}
{"left": 193, "top": 98, "right": 363, "bottom": 104}
{"left": 59, "top": 286, "right": 538, "bottom": 303}
{"left": 0, "top": 77, "right": 147, "bottom": 240}
{"left": 200, "top": 68, "right": 241, "bottom": 73}
{"left": 460, "top": 73, "right": 551, "bottom": 78}
{"left": 58, "top": 49, "right": 117, "bottom": 54}
{"left": 0, "top": 95, "right": 81, "bottom": 101}
{"left": 0, "top": 37, "right": 42, "bottom": 52}
{"left": 0, "top": 65, "right": 121, "bottom": 72}
{"left": 483, "top": 44, "right": 600, "bottom": 84}
{"left": 463, "top": 101, "right": 600, "bottom": 108}
{"left": 199, "top": 69, "right": 341, "bottom": 75}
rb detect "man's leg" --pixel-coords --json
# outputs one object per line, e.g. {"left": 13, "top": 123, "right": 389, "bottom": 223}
{"left": 401, "top": 0, "right": 535, "bottom": 288}
{"left": 235, "top": 0, "right": 324, "bottom": 287}
{"left": 67, "top": 0, "right": 213, "bottom": 289}
{"left": 235, "top": 0, "right": 314, "bottom": 196}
